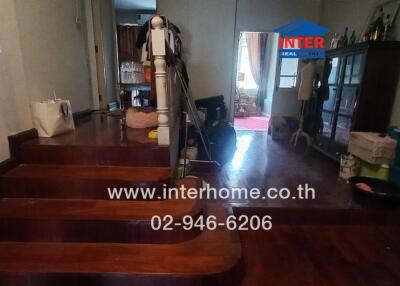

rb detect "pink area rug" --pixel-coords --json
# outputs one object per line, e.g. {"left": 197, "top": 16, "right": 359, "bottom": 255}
{"left": 234, "top": 116, "right": 269, "bottom": 131}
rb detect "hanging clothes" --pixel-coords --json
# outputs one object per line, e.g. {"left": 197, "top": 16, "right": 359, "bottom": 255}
{"left": 136, "top": 17, "right": 183, "bottom": 63}
{"left": 134, "top": 16, "right": 190, "bottom": 104}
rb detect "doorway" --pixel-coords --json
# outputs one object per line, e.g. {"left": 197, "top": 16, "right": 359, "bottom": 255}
{"left": 233, "top": 32, "right": 305, "bottom": 134}
{"left": 114, "top": 1, "right": 156, "bottom": 110}
{"left": 233, "top": 32, "right": 278, "bottom": 132}
{"left": 85, "top": 0, "right": 156, "bottom": 111}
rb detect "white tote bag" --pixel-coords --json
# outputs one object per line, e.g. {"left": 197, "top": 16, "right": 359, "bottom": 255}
{"left": 30, "top": 98, "right": 75, "bottom": 137}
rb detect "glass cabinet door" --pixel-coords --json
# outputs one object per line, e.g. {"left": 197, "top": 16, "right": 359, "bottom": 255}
{"left": 350, "top": 54, "right": 363, "bottom": 84}
{"left": 323, "top": 86, "right": 338, "bottom": 112}
{"left": 318, "top": 56, "right": 342, "bottom": 150}
{"left": 344, "top": 56, "right": 353, "bottom": 84}
{"left": 338, "top": 86, "right": 357, "bottom": 116}
{"left": 316, "top": 51, "right": 364, "bottom": 159}
{"left": 343, "top": 53, "right": 365, "bottom": 85}
{"left": 320, "top": 86, "right": 338, "bottom": 139}
{"left": 328, "top": 57, "right": 340, "bottom": 84}
{"left": 333, "top": 86, "right": 358, "bottom": 146}
{"left": 334, "top": 115, "right": 352, "bottom": 145}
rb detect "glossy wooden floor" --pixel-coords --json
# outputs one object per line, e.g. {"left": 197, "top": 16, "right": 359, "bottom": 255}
{"left": 239, "top": 223, "right": 400, "bottom": 285}
{"left": 196, "top": 130, "right": 400, "bottom": 286}
{"left": 235, "top": 207, "right": 400, "bottom": 286}
{"left": 201, "top": 130, "right": 399, "bottom": 209}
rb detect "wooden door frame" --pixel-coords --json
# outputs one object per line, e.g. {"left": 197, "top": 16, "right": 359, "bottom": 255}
{"left": 91, "top": 0, "right": 107, "bottom": 110}
{"left": 110, "top": 0, "right": 120, "bottom": 102}
{"left": 85, "top": 0, "right": 119, "bottom": 110}
{"left": 84, "top": 0, "right": 100, "bottom": 110}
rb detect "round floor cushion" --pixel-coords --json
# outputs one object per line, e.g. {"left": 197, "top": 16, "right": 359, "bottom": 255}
{"left": 125, "top": 108, "right": 158, "bottom": 129}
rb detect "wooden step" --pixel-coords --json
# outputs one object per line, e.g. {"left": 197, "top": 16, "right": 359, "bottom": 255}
{"left": 0, "top": 205, "right": 242, "bottom": 286}
{"left": 0, "top": 197, "right": 202, "bottom": 243}
{"left": 20, "top": 140, "right": 170, "bottom": 167}
{"left": 1, "top": 164, "right": 171, "bottom": 199}
{"left": 17, "top": 116, "right": 171, "bottom": 167}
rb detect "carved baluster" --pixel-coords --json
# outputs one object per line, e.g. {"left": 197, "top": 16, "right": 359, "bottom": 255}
{"left": 151, "top": 16, "right": 169, "bottom": 146}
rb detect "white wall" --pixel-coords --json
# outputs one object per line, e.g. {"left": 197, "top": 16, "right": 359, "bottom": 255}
{"left": 0, "top": 0, "right": 33, "bottom": 161}
{"left": 320, "top": 0, "right": 400, "bottom": 126}
{"left": 14, "top": 0, "right": 92, "bottom": 112}
{"left": 235, "top": 0, "right": 322, "bottom": 32}
{"left": 0, "top": 0, "right": 93, "bottom": 161}
{"left": 157, "top": 0, "right": 237, "bottom": 106}
{"left": 99, "top": 0, "right": 118, "bottom": 105}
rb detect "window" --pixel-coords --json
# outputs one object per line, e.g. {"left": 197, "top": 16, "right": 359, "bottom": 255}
{"left": 278, "top": 58, "right": 299, "bottom": 88}
{"left": 237, "top": 35, "right": 258, "bottom": 90}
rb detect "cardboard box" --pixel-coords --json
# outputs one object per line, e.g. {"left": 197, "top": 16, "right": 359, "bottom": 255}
{"left": 348, "top": 132, "right": 397, "bottom": 164}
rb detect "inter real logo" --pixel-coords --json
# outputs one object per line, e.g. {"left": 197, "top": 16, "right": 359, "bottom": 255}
{"left": 273, "top": 18, "right": 328, "bottom": 59}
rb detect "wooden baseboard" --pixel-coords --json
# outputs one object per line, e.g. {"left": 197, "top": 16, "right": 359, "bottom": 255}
{"left": 73, "top": 109, "right": 92, "bottom": 123}
{"left": 0, "top": 158, "right": 18, "bottom": 175}
{"left": 0, "top": 128, "right": 39, "bottom": 176}
{"left": 8, "top": 128, "right": 38, "bottom": 161}
{"left": 3, "top": 111, "right": 91, "bottom": 171}
{"left": 311, "top": 144, "right": 340, "bottom": 164}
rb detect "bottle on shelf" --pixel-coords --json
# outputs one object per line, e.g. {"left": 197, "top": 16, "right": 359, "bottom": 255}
{"left": 330, "top": 33, "right": 339, "bottom": 49}
{"left": 371, "top": 8, "right": 385, "bottom": 41}
{"left": 363, "top": 23, "right": 374, "bottom": 42}
{"left": 349, "top": 30, "right": 356, "bottom": 45}
{"left": 383, "top": 14, "right": 391, "bottom": 40}
{"left": 342, "top": 27, "right": 349, "bottom": 47}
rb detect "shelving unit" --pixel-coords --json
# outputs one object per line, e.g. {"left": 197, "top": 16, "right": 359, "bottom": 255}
{"left": 312, "top": 41, "right": 400, "bottom": 160}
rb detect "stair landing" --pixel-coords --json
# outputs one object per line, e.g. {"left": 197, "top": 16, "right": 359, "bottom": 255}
{"left": 19, "top": 114, "right": 170, "bottom": 167}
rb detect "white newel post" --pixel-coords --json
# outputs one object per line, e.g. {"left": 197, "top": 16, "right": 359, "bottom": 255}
{"left": 151, "top": 16, "right": 170, "bottom": 146}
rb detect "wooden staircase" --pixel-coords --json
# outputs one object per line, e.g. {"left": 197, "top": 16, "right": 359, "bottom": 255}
{"left": 0, "top": 115, "right": 242, "bottom": 286}
{"left": 1, "top": 164, "right": 170, "bottom": 199}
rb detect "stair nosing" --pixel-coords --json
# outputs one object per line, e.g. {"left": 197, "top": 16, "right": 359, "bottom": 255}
{"left": 0, "top": 207, "right": 241, "bottom": 276}
{"left": 2, "top": 164, "right": 171, "bottom": 182}
{"left": 0, "top": 197, "right": 201, "bottom": 221}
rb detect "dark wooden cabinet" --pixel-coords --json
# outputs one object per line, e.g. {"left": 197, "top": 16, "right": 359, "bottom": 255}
{"left": 313, "top": 41, "right": 400, "bottom": 160}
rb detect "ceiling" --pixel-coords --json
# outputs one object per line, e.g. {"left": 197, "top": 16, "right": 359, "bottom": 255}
{"left": 115, "top": 0, "right": 156, "bottom": 11}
